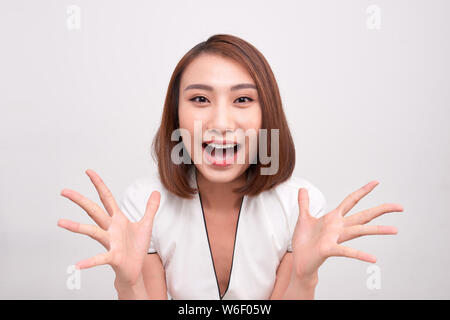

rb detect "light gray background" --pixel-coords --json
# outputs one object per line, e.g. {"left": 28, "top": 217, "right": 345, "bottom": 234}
{"left": 0, "top": 0, "right": 449, "bottom": 299}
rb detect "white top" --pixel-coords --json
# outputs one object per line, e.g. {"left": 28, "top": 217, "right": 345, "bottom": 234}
{"left": 119, "top": 168, "right": 327, "bottom": 300}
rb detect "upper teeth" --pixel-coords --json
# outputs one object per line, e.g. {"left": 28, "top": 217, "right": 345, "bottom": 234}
{"left": 207, "top": 143, "right": 237, "bottom": 149}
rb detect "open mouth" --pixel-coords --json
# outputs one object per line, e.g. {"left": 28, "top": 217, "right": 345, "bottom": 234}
{"left": 202, "top": 142, "right": 241, "bottom": 165}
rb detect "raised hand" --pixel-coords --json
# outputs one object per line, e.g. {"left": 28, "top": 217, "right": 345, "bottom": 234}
{"left": 291, "top": 181, "right": 403, "bottom": 279}
{"left": 58, "top": 169, "right": 160, "bottom": 286}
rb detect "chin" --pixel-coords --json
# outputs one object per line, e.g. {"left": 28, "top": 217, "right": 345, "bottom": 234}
{"left": 195, "top": 163, "right": 249, "bottom": 184}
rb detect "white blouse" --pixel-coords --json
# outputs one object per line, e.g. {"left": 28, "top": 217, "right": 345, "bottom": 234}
{"left": 119, "top": 168, "right": 327, "bottom": 300}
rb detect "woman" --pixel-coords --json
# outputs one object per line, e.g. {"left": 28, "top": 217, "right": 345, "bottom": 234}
{"left": 58, "top": 34, "right": 403, "bottom": 300}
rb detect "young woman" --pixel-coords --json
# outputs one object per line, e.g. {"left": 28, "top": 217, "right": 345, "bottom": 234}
{"left": 58, "top": 34, "right": 403, "bottom": 300}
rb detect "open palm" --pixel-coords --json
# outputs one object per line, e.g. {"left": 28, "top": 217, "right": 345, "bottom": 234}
{"left": 291, "top": 181, "right": 403, "bottom": 278}
{"left": 58, "top": 169, "right": 160, "bottom": 286}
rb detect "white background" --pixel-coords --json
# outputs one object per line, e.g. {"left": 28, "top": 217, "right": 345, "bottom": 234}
{"left": 0, "top": 0, "right": 449, "bottom": 299}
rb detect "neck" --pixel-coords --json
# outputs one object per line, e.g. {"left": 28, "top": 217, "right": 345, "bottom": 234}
{"left": 196, "top": 169, "right": 246, "bottom": 213}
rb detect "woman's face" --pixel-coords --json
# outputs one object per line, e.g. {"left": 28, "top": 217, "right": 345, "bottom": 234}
{"left": 178, "top": 53, "right": 262, "bottom": 184}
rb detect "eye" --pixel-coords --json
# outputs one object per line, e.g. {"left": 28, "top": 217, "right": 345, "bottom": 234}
{"left": 234, "top": 96, "right": 254, "bottom": 104}
{"left": 189, "top": 96, "right": 210, "bottom": 104}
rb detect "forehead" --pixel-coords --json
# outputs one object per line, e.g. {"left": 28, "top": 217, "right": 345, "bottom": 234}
{"left": 180, "top": 53, "right": 254, "bottom": 89}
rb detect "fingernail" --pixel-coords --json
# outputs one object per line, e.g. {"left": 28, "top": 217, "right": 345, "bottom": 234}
{"left": 57, "top": 219, "right": 66, "bottom": 228}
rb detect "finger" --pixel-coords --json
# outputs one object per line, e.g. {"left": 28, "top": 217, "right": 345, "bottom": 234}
{"left": 140, "top": 191, "right": 161, "bottom": 230}
{"left": 336, "top": 180, "right": 379, "bottom": 217}
{"left": 297, "top": 188, "right": 310, "bottom": 218}
{"left": 58, "top": 218, "right": 109, "bottom": 249}
{"left": 85, "top": 169, "right": 121, "bottom": 217}
{"left": 76, "top": 251, "right": 112, "bottom": 270}
{"left": 332, "top": 245, "right": 377, "bottom": 263}
{"left": 60, "top": 188, "right": 112, "bottom": 229}
{"left": 338, "top": 225, "right": 398, "bottom": 243}
{"left": 344, "top": 203, "right": 404, "bottom": 227}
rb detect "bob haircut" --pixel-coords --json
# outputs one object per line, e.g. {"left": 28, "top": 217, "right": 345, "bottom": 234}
{"left": 151, "top": 34, "right": 296, "bottom": 199}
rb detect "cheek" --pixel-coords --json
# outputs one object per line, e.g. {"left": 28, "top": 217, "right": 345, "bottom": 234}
{"left": 178, "top": 105, "right": 209, "bottom": 162}
{"left": 238, "top": 105, "right": 262, "bottom": 131}
{"left": 179, "top": 130, "right": 193, "bottom": 155}
{"left": 178, "top": 103, "right": 190, "bottom": 129}
{"left": 178, "top": 105, "right": 194, "bottom": 153}
{"left": 237, "top": 106, "right": 262, "bottom": 162}
{"left": 178, "top": 103, "right": 208, "bottom": 130}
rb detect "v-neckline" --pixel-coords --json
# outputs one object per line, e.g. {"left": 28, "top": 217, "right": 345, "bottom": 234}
{"left": 197, "top": 190, "right": 244, "bottom": 300}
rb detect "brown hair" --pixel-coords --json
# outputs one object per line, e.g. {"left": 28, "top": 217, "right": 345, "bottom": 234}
{"left": 151, "top": 34, "right": 296, "bottom": 199}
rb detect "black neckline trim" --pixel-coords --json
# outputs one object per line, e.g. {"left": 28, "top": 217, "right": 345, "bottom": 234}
{"left": 198, "top": 190, "right": 244, "bottom": 300}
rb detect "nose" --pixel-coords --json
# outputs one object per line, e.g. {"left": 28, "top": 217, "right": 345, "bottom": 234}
{"left": 206, "top": 100, "right": 235, "bottom": 137}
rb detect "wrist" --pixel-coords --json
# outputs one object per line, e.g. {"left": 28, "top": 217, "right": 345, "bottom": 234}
{"left": 282, "top": 269, "right": 318, "bottom": 300}
{"left": 114, "top": 273, "right": 148, "bottom": 300}
{"left": 290, "top": 269, "right": 319, "bottom": 288}
{"left": 114, "top": 272, "right": 143, "bottom": 290}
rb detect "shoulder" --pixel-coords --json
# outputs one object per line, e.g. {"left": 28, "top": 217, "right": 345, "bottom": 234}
{"left": 121, "top": 172, "right": 164, "bottom": 204}
{"left": 269, "top": 175, "right": 327, "bottom": 218}
{"left": 119, "top": 171, "right": 175, "bottom": 222}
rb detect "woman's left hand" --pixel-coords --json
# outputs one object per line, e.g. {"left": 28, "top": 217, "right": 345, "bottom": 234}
{"left": 291, "top": 181, "right": 404, "bottom": 280}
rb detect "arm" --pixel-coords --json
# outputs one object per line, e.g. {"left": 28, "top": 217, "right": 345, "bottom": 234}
{"left": 282, "top": 268, "right": 318, "bottom": 299}
{"left": 114, "top": 253, "right": 167, "bottom": 300}
{"left": 269, "top": 252, "right": 318, "bottom": 300}
{"left": 142, "top": 253, "right": 168, "bottom": 299}
{"left": 269, "top": 252, "right": 292, "bottom": 299}
{"left": 115, "top": 273, "right": 149, "bottom": 300}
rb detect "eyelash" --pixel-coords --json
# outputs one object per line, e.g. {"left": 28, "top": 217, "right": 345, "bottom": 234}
{"left": 189, "top": 96, "right": 254, "bottom": 105}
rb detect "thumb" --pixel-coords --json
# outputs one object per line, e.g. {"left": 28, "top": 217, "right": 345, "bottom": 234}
{"left": 141, "top": 190, "right": 161, "bottom": 229}
{"left": 298, "top": 188, "right": 310, "bottom": 218}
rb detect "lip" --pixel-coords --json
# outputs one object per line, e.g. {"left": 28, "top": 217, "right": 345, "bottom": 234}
{"left": 203, "top": 139, "right": 239, "bottom": 145}
{"left": 201, "top": 141, "right": 241, "bottom": 167}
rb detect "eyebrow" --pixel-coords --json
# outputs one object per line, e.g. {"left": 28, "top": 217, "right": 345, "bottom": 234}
{"left": 183, "top": 83, "right": 257, "bottom": 92}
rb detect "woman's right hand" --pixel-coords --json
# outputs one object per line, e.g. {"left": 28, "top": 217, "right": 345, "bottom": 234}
{"left": 58, "top": 169, "right": 161, "bottom": 286}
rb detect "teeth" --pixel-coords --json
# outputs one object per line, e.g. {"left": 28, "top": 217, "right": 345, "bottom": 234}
{"left": 206, "top": 143, "right": 237, "bottom": 149}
